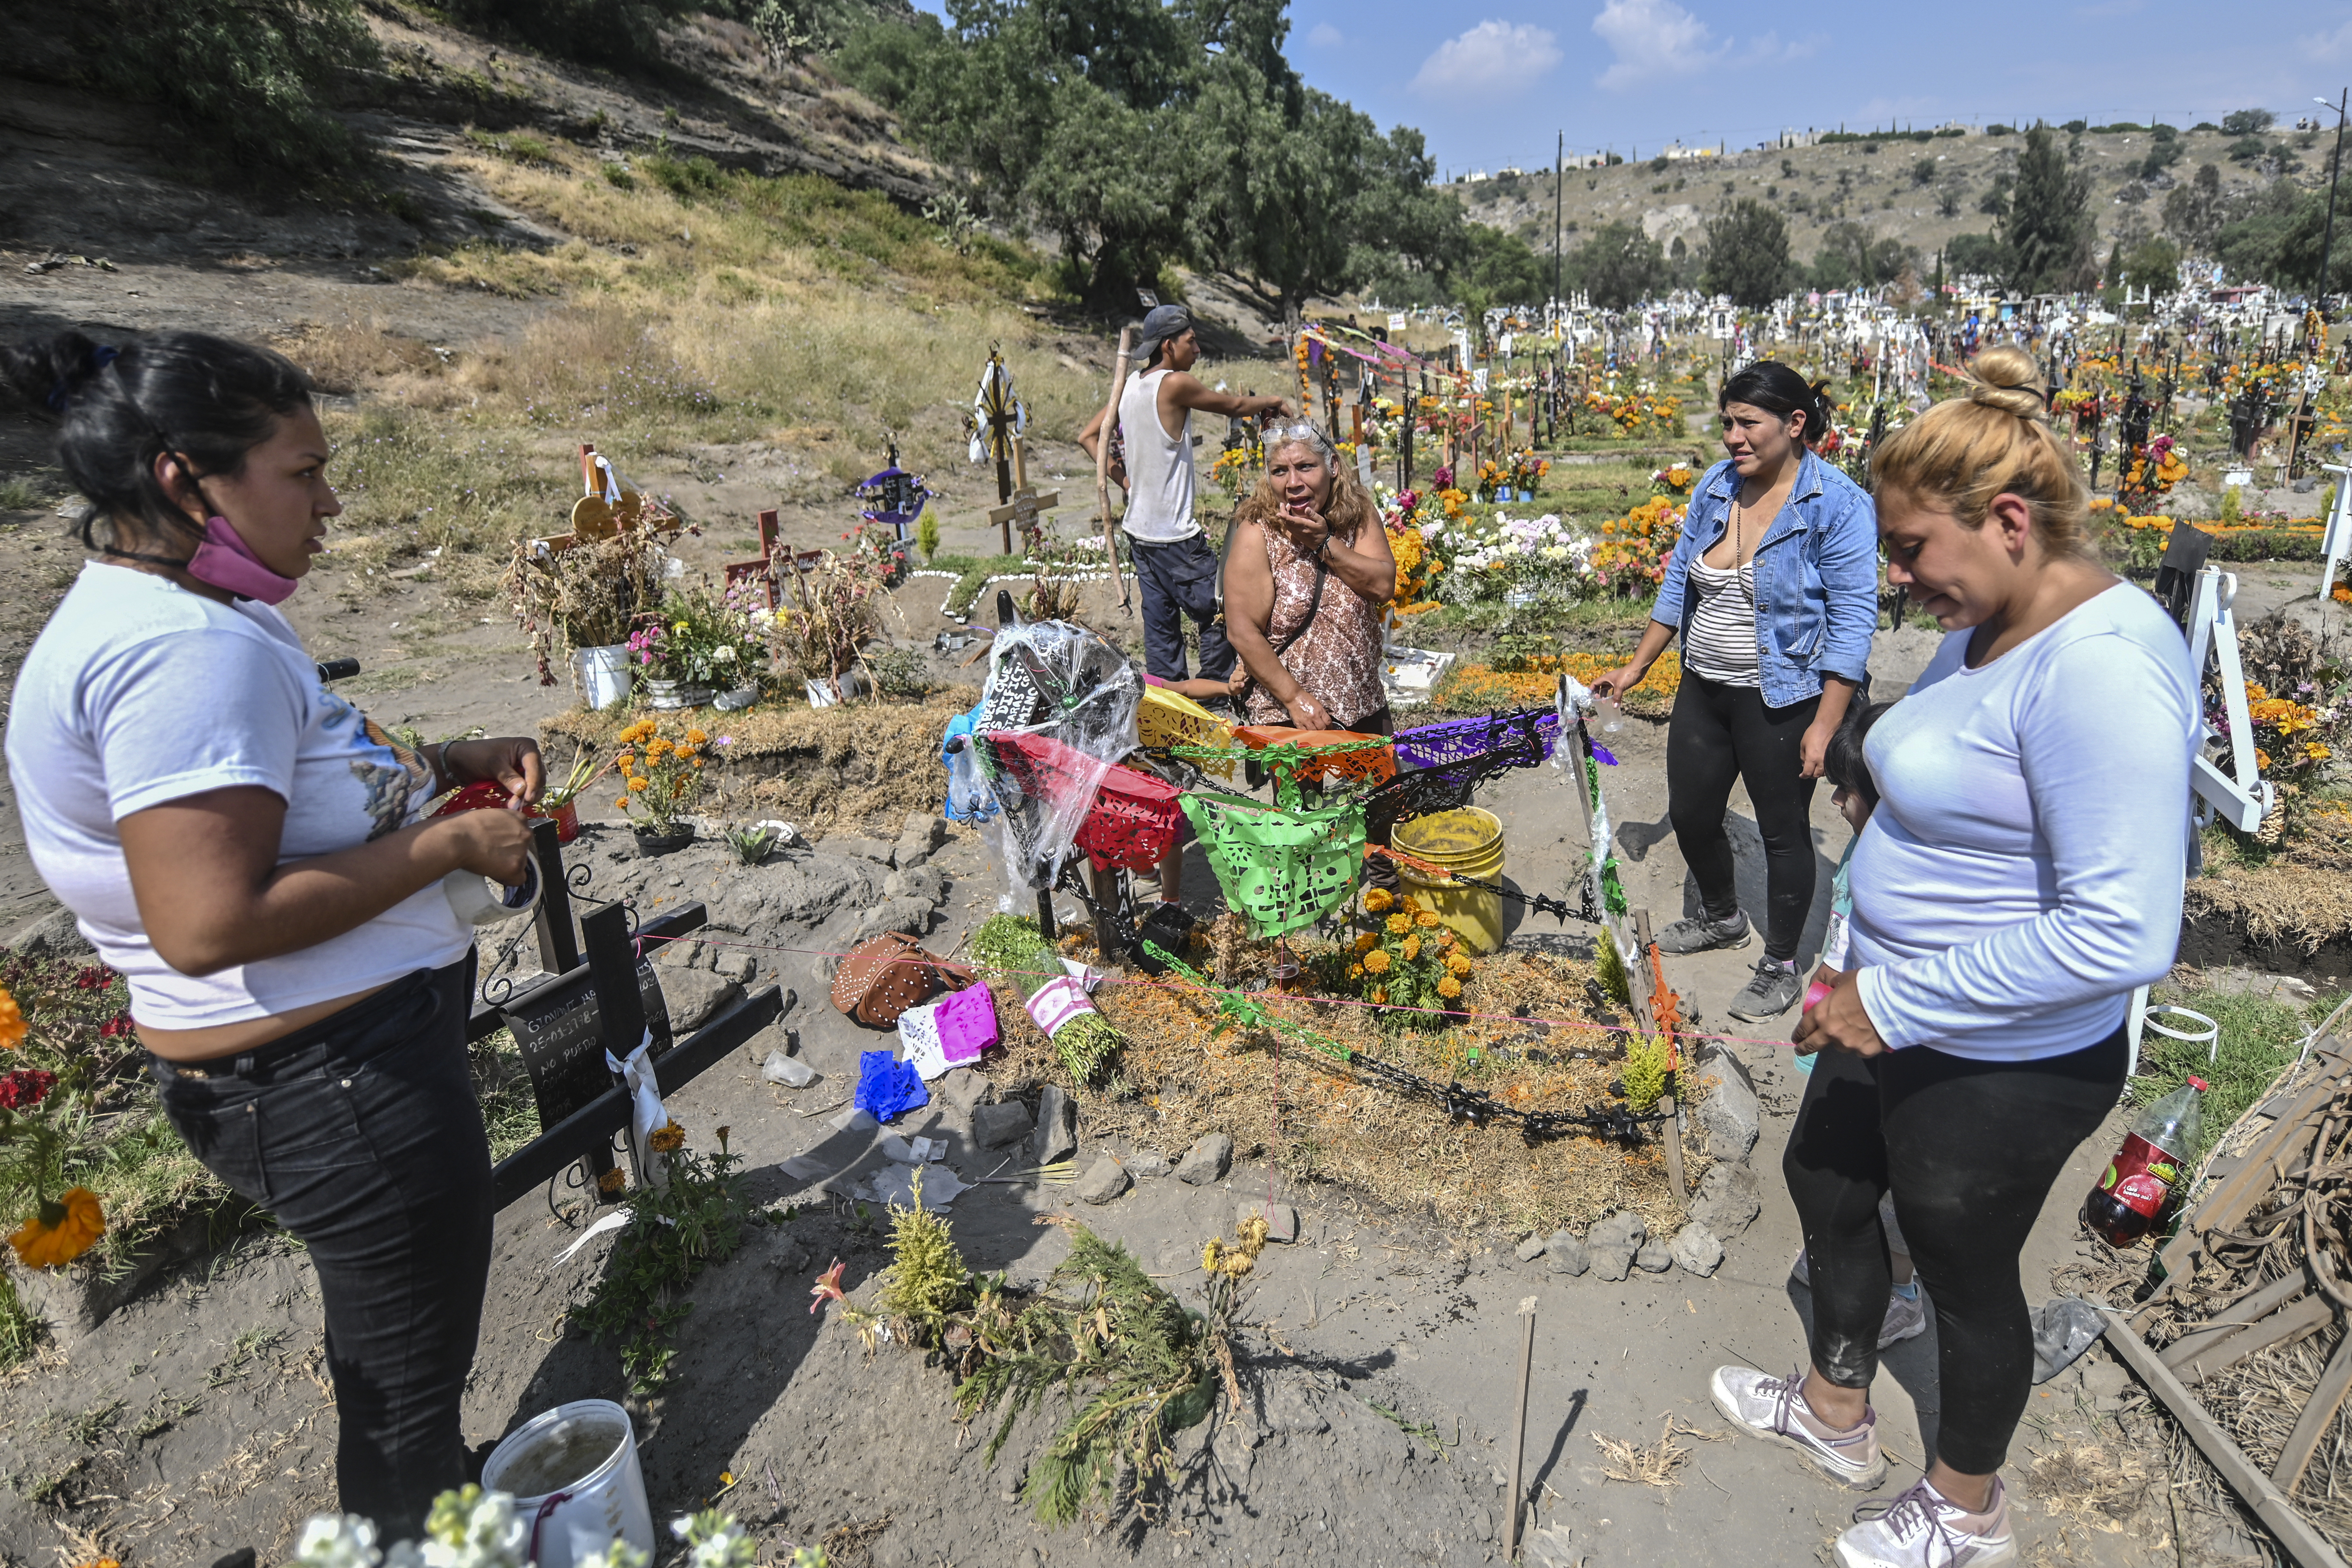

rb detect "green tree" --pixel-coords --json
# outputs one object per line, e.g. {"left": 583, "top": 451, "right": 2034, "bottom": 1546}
{"left": 1945, "top": 232, "right": 2007, "bottom": 279}
{"left": 2124, "top": 237, "right": 2180, "bottom": 295}
{"left": 1562, "top": 221, "right": 1664, "bottom": 309}
{"left": 2000, "top": 124, "right": 2094, "bottom": 293}
{"left": 2162, "top": 163, "right": 2225, "bottom": 247}
{"left": 2219, "top": 108, "right": 2274, "bottom": 136}
{"left": 1701, "top": 199, "right": 1794, "bottom": 307}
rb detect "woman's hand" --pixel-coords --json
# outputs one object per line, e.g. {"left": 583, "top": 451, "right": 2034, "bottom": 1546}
{"left": 1286, "top": 692, "right": 1333, "bottom": 731}
{"left": 1790, "top": 968, "right": 1888, "bottom": 1058}
{"left": 444, "top": 737, "right": 544, "bottom": 808}
{"left": 1589, "top": 663, "right": 1645, "bottom": 702}
{"left": 1798, "top": 717, "right": 1835, "bottom": 780}
{"left": 434, "top": 806, "right": 537, "bottom": 886}
{"left": 1275, "top": 501, "right": 1331, "bottom": 556}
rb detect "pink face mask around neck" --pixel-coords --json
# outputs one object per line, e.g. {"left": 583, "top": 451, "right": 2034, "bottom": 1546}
{"left": 187, "top": 515, "right": 299, "bottom": 604}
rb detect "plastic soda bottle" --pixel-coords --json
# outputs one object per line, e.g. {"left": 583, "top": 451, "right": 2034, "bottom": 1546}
{"left": 2082, "top": 1077, "right": 2207, "bottom": 1247}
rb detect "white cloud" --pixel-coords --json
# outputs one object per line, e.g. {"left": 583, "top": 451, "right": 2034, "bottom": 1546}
{"left": 1590, "top": 0, "right": 1727, "bottom": 89}
{"left": 2305, "top": 16, "right": 2352, "bottom": 58}
{"left": 1409, "top": 21, "right": 1563, "bottom": 97}
{"left": 1308, "top": 21, "right": 1344, "bottom": 47}
{"left": 1743, "top": 30, "right": 1822, "bottom": 64}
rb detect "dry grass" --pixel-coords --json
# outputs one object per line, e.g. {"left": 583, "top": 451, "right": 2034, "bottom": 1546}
{"left": 541, "top": 687, "right": 978, "bottom": 837}
{"left": 981, "top": 924, "right": 1701, "bottom": 1240}
{"left": 2187, "top": 811, "right": 2352, "bottom": 951}
{"left": 1592, "top": 1414, "right": 1723, "bottom": 1488}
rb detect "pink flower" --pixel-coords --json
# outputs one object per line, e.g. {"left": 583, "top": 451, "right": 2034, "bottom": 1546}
{"left": 809, "top": 1257, "right": 846, "bottom": 1315}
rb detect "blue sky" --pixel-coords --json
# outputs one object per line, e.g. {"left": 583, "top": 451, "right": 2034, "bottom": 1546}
{"left": 910, "top": 1, "right": 2351, "bottom": 178}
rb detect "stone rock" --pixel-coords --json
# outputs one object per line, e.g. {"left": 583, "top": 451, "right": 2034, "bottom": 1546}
{"left": 1693, "top": 1044, "right": 1760, "bottom": 1163}
{"left": 1034, "top": 1085, "right": 1078, "bottom": 1165}
{"left": 1592, "top": 1244, "right": 1636, "bottom": 1283}
{"left": 1236, "top": 1199, "right": 1299, "bottom": 1243}
{"left": 655, "top": 968, "right": 743, "bottom": 1034}
{"left": 1073, "top": 1155, "right": 1131, "bottom": 1205}
{"left": 1514, "top": 1234, "right": 1548, "bottom": 1263}
{"left": 1176, "top": 1132, "right": 1233, "bottom": 1185}
{"left": 1127, "top": 1150, "right": 1172, "bottom": 1179}
{"left": 883, "top": 865, "right": 945, "bottom": 905}
{"left": 972, "top": 1101, "right": 1034, "bottom": 1149}
{"left": 654, "top": 937, "right": 705, "bottom": 969}
{"left": 830, "top": 836, "right": 896, "bottom": 864}
{"left": 761, "top": 1049, "right": 817, "bottom": 1088}
{"left": 2189, "top": 966, "right": 2320, "bottom": 1006}
{"left": 1633, "top": 1240, "right": 1675, "bottom": 1274}
{"left": 712, "top": 947, "right": 758, "bottom": 984}
{"left": 1262, "top": 1380, "right": 1328, "bottom": 1435}
{"left": 5, "top": 907, "right": 93, "bottom": 960}
{"left": 847, "top": 896, "right": 935, "bottom": 947}
{"left": 940, "top": 1068, "right": 991, "bottom": 1115}
{"left": 1544, "top": 1231, "right": 1590, "bottom": 1277}
{"left": 890, "top": 835, "right": 934, "bottom": 870}
{"left": 1689, "top": 1161, "right": 1762, "bottom": 1238}
{"left": 1669, "top": 1223, "right": 1724, "bottom": 1278}
{"left": 1589, "top": 1209, "right": 1647, "bottom": 1252}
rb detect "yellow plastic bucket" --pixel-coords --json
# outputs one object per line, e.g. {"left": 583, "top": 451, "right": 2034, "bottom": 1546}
{"left": 1391, "top": 807, "right": 1507, "bottom": 955}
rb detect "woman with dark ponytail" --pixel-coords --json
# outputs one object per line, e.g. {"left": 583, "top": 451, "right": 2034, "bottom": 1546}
{"left": 1592, "top": 361, "right": 1877, "bottom": 1021}
{"left": 2, "top": 330, "right": 543, "bottom": 1533}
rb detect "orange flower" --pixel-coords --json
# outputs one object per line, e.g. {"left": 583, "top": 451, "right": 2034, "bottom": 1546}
{"left": 1363, "top": 950, "right": 1392, "bottom": 975}
{"left": 1400, "top": 934, "right": 1421, "bottom": 961}
{"left": 1370, "top": 987, "right": 1387, "bottom": 1004}
{"left": 0, "top": 985, "right": 22, "bottom": 1051}
{"left": 648, "top": 1120, "right": 686, "bottom": 1154}
{"left": 9, "top": 1187, "right": 104, "bottom": 1269}
{"left": 597, "top": 1166, "right": 628, "bottom": 1194}
{"left": 1353, "top": 932, "right": 1378, "bottom": 954}
{"left": 614, "top": 796, "right": 631, "bottom": 810}
{"left": 1363, "top": 887, "right": 1394, "bottom": 914}
{"left": 1414, "top": 911, "right": 1440, "bottom": 929}
{"left": 1436, "top": 975, "right": 1463, "bottom": 999}
{"left": 1385, "top": 914, "right": 1412, "bottom": 936}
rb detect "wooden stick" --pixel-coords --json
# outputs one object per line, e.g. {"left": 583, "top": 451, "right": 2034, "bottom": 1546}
{"left": 1095, "top": 327, "right": 1134, "bottom": 610}
{"left": 1505, "top": 1295, "right": 1537, "bottom": 1561}
{"left": 2101, "top": 1309, "right": 2352, "bottom": 1568}
{"left": 2275, "top": 1329, "right": 2352, "bottom": 1492}
{"left": 2160, "top": 1269, "right": 2309, "bottom": 1370}
{"left": 2175, "top": 1293, "right": 2333, "bottom": 1386}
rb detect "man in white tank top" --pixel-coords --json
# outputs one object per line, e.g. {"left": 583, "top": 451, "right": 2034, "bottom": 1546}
{"left": 1080, "top": 305, "right": 1293, "bottom": 685}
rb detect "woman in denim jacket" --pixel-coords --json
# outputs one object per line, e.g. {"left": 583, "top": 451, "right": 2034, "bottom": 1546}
{"left": 1593, "top": 362, "right": 1878, "bottom": 1020}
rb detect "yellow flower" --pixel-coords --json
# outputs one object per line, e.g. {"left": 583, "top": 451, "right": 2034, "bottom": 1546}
{"left": 2256, "top": 748, "right": 2273, "bottom": 770}
{"left": 1446, "top": 952, "right": 1473, "bottom": 977}
{"left": 686, "top": 727, "right": 709, "bottom": 746}
{"left": 1400, "top": 934, "right": 1421, "bottom": 961}
{"left": 614, "top": 796, "right": 631, "bottom": 810}
{"left": 1363, "top": 950, "right": 1392, "bottom": 975}
{"left": 597, "top": 1166, "right": 627, "bottom": 1194}
{"left": 0, "top": 985, "right": 22, "bottom": 1051}
{"left": 1363, "top": 887, "right": 1394, "bottom": 914}
{"left": 1348, "top": 964, "right": 1363, "bottom": 980}
{"left": 648, "top": 1120, "right": 686, "bottom": 1154}
{"left": 1437, "top": 975, "right": 1463, "bottom": 999}
{"left": 1370, "top": 987, "right": 1387, "bottom": 1004}
{"left": 2306, "top": 742, "right": 2332, "bottom": 763}
{"left": 1414, "top": 911, "right": 1440, "bottom": 929}
{"left": 1202, "top": 1238, "right": 1224, "bottom": 1272}
{"left": 674, "top": 621, "right": 690, "bottom": 634}
{"left": 1354, "top": 931, "right": 1378, "bottom": 954}
{"left": 9, "top": 1187, "right": 104, "bottom": 1269}
{"left": 1385, "top": 914, "right": 1411, "bottom": 936}
{"left": 627, "top": 776, "right": 648, "bottom": 791}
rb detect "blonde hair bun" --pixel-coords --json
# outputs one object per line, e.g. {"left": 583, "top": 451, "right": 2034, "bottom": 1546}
{"left": 1965, "top": 346, "right": 2049, "bottom": 422}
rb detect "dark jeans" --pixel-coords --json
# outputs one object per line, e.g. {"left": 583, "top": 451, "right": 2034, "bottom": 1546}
{"left": 1783, "top": 1028, "right": 2127, "bottom": 1474}
{"left": 1129, "top": 531, "right": 1234, "bottom": 683}
{"left": 150, "top": 960, "right": 492, "bottom": 1536}
{"left": 1666, "top": 670, "right": 1819, "bottom": 961}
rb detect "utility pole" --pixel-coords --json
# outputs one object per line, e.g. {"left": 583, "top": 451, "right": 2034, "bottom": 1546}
{"left": 1553, "top": 130, "right": 1565, "bottom": 328}
{"left": 2318, "top": 89, "right": 2348, "bottom": 314}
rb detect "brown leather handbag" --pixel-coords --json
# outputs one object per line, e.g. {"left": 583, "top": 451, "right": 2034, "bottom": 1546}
{"left": 829, "top": 932, "right": 973, "bottom": 1028}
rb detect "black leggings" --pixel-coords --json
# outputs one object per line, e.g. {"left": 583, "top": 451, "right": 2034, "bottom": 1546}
{"left": 1783, "top": 1028, "right": 2127, "bottom": 1474}
{"left": 1666, "top": 671, "right": 1819, "bottom": 961}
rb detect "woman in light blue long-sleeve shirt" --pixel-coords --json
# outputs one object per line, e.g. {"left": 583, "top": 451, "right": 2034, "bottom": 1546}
{"left": 1593, "top": 361, "right": 1879, "bottom": 1021}
{"left": 1707, "top": 347, "right": 2198, "bottom": 1568}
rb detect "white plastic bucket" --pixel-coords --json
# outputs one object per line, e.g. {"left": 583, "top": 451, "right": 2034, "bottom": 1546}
{"left": 574, "top": 644, "right": 634, "bottom": 711}
{"left": 481, "top": 1399, "right": 653, "bottom": 1568}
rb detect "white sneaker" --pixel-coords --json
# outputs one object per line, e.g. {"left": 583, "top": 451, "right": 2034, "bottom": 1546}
{"left": 1709, "top": 1364, "right": 1887, "bottom": 1489}
{"left": 1836, "top": 1475, "right": 2015, "bottom": 1568}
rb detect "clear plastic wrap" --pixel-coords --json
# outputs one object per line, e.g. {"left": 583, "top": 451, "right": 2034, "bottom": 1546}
{"left": 966, "top": 620, "right": 1143, "bottom": 900}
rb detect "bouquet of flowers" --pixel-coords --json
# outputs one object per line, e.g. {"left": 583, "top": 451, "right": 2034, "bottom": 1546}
{"left": 613, "top": 719, "right": 711, "bottom": 834}
{"left": 1335, "top": 887, "right": 1472, "bottom": 1027}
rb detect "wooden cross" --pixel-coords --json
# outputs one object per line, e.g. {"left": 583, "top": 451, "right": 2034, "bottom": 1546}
{"left": 986, "top": 439, "right": 1058, "bottom": 554}
{"left": 971, "top": 345, "right": 1022, "bottom": 511}
{"left": 724, "top": 509, "right": 782, "bottom": 610}
{"left": 530, "top": 442, "right": 678, "bottom": 556}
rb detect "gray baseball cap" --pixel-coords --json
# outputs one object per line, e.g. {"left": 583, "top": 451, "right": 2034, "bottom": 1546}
{"left": 1136, "top": 303, "right": 1195, "bottom": 359}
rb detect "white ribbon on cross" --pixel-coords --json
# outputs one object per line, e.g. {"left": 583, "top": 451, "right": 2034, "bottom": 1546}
{"left": 606, "top": 1027, "right": 667, "bottom": 1180}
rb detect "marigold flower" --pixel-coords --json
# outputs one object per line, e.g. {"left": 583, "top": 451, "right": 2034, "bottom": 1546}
{"left": 1363, "top": 950, "right": 1392, "bottom": 975}
{"left": 686, "top": 728, "right": 709, "bottom": 746}
{"left": 628, "top": 776, "right": 648, "bottom": 791}
{"left": 1363, "top": 887, "right": 1394, "bottom": 914}
{"left": 0, "top": 986, "right": 22, "bottom": 1051}
{"left": 1203, "top": 1239, "right": 1224, "bottom": 1272}
{"left": 648, "top": 1120, "right": 686, "bottom": 1154}
{"left": 614, "top": 796, "right": 631, "bottom": 810}
{"left": 1348, "top": 964, "right": 1364, "bottom": 980}
{"left": 1446, "top": 952, "right": 1473, "bottom": 977}
{"left": 1437, "top": 975, "right": 1463, "bottom": 999}
{"left": 1370, "top": 987, "right": 1387, "bottom": 1004}
{"left": 1353, "top": 931, "right": 1378, "bottom": 954}
{"left": 1414, "top": 911, "right": 1440, "bottom": 929}
{"left": 1385, "top": 914, "right": 1412, "bottom": 936}
{"left": 10, "top": 1187, "right": 103, "bottom": 1268}
{"left": 1400, "top": 934, "right": 1421, "bottom": 961}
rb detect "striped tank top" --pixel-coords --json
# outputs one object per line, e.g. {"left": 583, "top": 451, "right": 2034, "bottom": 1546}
{"left": 1684, "top": 557, "right": 1759, "bottom": 687}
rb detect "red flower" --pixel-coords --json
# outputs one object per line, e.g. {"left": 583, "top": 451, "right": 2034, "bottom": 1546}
{"left": 809, "top": 1257, "right": 846, "bottom": 1315}
{"left": 74, "top": 965, "right": 114, "bottom": 991}
{"left": 0, "top": 1069, "right": 57, "bottom": 1110}
{"left": 100, "top": 1014, "right": 133, "bottom": 1039}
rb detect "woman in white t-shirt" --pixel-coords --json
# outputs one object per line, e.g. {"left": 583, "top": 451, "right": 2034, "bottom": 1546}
{"left": 2, "top": 330, "right": 542, "bottom": 1535}
{"left": 1705, "top": 348, "right": 2198, "bottom": 1568}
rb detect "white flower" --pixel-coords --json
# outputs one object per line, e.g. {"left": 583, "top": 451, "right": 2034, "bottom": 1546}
{"left": 714, "top": 644, "right": 737, "bottom": 663}
{"left": 671, "top": 1511, "right": 758, "bottom": 1568}
{"left": 576, "top": 1543, "right": 651, "bottom": 1568}
{"left": 295, "top": 1515, "right": 384, "bottom": 1568}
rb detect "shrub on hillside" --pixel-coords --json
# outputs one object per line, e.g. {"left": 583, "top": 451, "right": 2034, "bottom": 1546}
{"left": 77, "top": 0, "right": 378, "bottom": 177}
